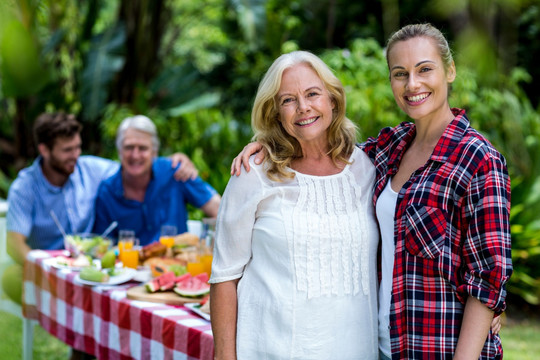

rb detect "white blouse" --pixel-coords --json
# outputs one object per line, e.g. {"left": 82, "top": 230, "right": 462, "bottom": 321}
{"left": 210, "top": 147, "right": 379, "bottom": 360}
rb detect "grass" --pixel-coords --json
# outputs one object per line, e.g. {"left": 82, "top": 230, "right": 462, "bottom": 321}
{"left": 501, "top": 320, "right": 540, "bottom": 359}
{"left": 0, "top": 306, "right": 539, "bottom": 359}
{"left": 0, "top": 311, "right": 70, "bottom": 359}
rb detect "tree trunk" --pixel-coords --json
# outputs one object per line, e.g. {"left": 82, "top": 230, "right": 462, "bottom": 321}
{"left": 380, "top": 0, "right": 399, "bottom": 41}
{"left": 13, "top": 98, "right": 35, "bottom": 169}
{"left": 114, "top": 0, "right": 169, "bottom": 104}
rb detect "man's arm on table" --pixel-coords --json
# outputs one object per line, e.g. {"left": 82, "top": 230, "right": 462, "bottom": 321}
{"left": 6, "top": 231, "right": 30, "bottom": 265}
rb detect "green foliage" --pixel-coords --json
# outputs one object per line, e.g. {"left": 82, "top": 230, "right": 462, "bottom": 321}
{"left": 450, "top": 66, "right": 540, "bottom": 304}
{"left": 0, "top": 19, "right": 49, "bottom": 96}
{"left": 80, "top": 23, "right": 126, "bottom": 121}
{"left": 321, "top": 38, "right": 407, "bottom": 140}
{"left": 1, "top": 0, "right": 540, "bottom": 307}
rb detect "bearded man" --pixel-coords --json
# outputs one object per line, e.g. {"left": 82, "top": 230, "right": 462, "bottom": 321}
{"left": 3, "top": 112, "right": 196, "bottom": 360}
{"left": 3, "top": 112, "right": 196, "bottom": 298}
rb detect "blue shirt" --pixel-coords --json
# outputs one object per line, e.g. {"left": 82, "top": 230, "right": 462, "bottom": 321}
{"left": 93, "top": 157, "right": 218, "bottom": 245}
{"left": 7, "top": 156, "right": 119, "bottom": 250}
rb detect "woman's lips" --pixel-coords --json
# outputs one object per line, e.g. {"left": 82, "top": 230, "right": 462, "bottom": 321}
{"left": 296, "top": 116, "right": 319, "bottom": 126}
{"left": 405, "top": 92, "right": 430, "bottom": 104}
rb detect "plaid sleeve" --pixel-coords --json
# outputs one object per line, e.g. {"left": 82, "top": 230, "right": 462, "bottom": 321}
{"left": 457, "top": 150, "right": 512, "bottom": 313}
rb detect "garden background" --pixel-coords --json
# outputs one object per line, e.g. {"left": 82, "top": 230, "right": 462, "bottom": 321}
{"left": 1, "top": 0, "right": 539, "bottom": 358}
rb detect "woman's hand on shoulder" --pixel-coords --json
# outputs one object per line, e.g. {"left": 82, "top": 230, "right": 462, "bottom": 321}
{"left": 230, "top": 142, "right": 265, "bottom": 176}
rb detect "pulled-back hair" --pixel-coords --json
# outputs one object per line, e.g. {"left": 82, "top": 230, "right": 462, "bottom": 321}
{"left": 33, "top": 112, "right": 82, "bottom": 149}
{"left": 252, "top": 50, "right": 357, "bottom": 181}
{"left": 386, "top": 23, "right": 454, "bottom": 72}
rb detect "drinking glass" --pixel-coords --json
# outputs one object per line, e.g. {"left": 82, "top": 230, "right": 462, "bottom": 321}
{"left": 160, "top": 225, "right": 177, "bottom": 257}
{"left": 118, "top": 230, "right": 137, "bottom": 267}
{"left": 121, "top": 239, "right": 140, "bottom": 269}
{"left": 200, "top": 218, "right": 216, "bottom": 276}
{"left": 186, "top": 247, "right": 206, "bottom": 276}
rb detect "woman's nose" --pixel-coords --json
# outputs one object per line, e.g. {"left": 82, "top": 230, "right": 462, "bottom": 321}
{"left": 296, "top": 97, "right": 310, "bottom": 113}
{"left": 406, "top": 73, "right": 420, "bottom": 90}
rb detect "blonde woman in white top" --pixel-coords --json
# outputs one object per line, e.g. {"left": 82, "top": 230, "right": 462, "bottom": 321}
{"left": 209, "top": 51, "right": 379, "bottom": 360}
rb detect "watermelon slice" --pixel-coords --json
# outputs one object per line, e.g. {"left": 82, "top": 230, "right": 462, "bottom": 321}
{"left": 194, "top": 272, "right": 209, "bottom": 283}
{"left": 174, "top": 273, "right": 210, "bottom": 298}
{"left": 175, "top": 273, "right": 191, "bottom": 283}
{"left": 145, "top": 271, "right": 176, "bottom": 293}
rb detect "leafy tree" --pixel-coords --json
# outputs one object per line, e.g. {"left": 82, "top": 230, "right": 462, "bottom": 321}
{"left": 1, "top": 0, "right": 540, "bottom": 306}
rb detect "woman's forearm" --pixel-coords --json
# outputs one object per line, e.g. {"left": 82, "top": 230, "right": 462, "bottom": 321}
{"left": 454, "top": 296, "right": 494, "bottom": 359}
{"left": 210, "top": 280, "right": 240, "bottom": 360}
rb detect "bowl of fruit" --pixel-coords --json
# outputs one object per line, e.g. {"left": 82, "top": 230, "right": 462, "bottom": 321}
{"left": 64, "top": 233, "right": 113, "bottom": 259}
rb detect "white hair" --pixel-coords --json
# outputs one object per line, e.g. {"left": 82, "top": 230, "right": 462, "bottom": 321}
{"left": 116, "top": 115, "right": 160, "bottom": 153}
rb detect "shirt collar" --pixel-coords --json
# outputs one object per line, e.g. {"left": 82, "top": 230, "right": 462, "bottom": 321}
{"left": 431, "top": 108, "right": 468, "bottom": 162}
{"left": 387, "top": 108, "right": 469, "bottom": 169}
{"left": 114, "top": 161, "right": 157, "bottom": 199}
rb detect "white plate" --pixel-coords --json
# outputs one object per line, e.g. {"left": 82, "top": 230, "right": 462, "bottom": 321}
{"left": 184, "top": 302, "right": 210, "bottom": 321}
{"left": 74, "top": 267, "right": 137, "bottom": 286}
{"left": 46, "top": 256, "right": 93, "bottom": 272}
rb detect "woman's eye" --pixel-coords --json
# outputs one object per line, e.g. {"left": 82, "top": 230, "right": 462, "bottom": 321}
{"left": 282, "top": 98, "right": 294, "bottom": 105}
{"left": 307, "top": 91, "right": 319, "bottom": 97}
{"left": 420, "top": 67, "right": 432, "bottom": 73}
{"left": 393, "top": 71, "right": 407, "bottom": 78}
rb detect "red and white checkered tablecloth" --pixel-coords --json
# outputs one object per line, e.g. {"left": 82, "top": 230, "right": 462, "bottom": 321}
{"left": 22, "top": 250, "right": 214, "bottom": 360}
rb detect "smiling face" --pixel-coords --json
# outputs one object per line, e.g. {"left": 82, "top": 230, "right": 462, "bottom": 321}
{"left": 277, "top": 63, "right": 335, "bottom": 149}
{"left": 40, "top": 134, "right": 82, "bottom": 177}
{"left": 119, "top": 128, "right": 156, "bottom": 179}
{"left": 387, "top": 36, "right": 456, "bottom": 124}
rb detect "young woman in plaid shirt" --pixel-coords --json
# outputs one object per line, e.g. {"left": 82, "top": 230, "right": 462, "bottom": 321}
{"left": 232, "top": 23, "right": 511, "bottom": 360}
{"left": 362, "top": 23, "right": 512, "bottom": 359}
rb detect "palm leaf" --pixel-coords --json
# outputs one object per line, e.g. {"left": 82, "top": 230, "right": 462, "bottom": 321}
{"left": 80, "top": 23, "right": 126, "bottom": 121}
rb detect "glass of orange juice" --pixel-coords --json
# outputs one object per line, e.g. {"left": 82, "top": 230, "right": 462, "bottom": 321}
{"left": 199, "top": 253, "right": 213, "bottom": 276}
{"left": 118, "top": 230, "right": 135, "bottom": 263}
{"left": 184, "top": 246, "right": 203, "bottom": 275}
{"left": 200, "top": 218, "right": 216, "bottom": 276}
{"left": 122, "top": 245, "right": 140, "bottom": 269}
{"left": 160, "top": 225, "right": 177, "bottom": 257}
{"left": 187, "top": 259, "right": 206, "bottom": 276}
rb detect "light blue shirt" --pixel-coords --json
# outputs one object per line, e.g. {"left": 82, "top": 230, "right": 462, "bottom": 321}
{"left": 7, "top": 155, "right": 119, "bottom": 250}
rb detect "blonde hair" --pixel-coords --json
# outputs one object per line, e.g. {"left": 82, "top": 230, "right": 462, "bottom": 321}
{"left": 251, "top": 51, "right": 357, "bottom": 181}
{"left": 386, "top": 23, "right": 454, "bottom": 72}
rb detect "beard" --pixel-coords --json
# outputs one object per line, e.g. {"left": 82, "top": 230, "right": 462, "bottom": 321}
{"left": 48, "top": 155, "right": 77, "bottom": 177}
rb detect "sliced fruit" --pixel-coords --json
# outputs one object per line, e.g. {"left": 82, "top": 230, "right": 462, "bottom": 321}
{"left": 145, "top": 271, "right": 177, "bottom": 293}
{"left": 194, "top": 272, "right": 209, "bottom": 283}
{"left": 175, "top": 273, "right": 191, "bottom": 283}
{"left": 143, "top": 257, "right": 187, "bottom": 277}
{"left": 174, "top": 274, "right": 210, "bottom": 298}
{"left": 199, "top": 294, "right": 210, "bottom": 306}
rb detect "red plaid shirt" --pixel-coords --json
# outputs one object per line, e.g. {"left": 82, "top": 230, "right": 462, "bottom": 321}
{"left": 360, "top": 108, "right": 512, "bottom": 359}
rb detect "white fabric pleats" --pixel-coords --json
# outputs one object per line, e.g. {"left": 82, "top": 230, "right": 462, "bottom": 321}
{"left": 286, "top": 171, "right": 370, "bottom": 299}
